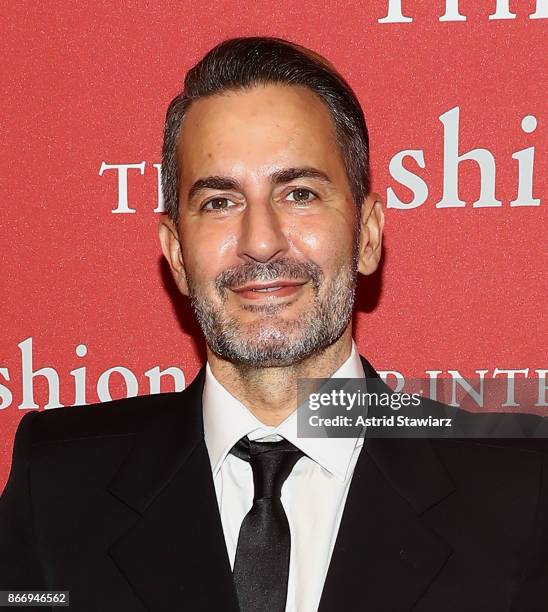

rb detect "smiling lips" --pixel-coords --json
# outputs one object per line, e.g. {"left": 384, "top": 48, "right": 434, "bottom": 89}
{"left": 230, "top": 280, "right": 307, "bottom": 300}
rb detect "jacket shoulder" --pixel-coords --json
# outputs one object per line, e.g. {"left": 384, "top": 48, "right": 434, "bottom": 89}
{"left": 420, "top": 395, "right": 548, "bottom": 454}
{"left": 24, "top": 390, "right": 189, "bottom": 445}
{"left": 26, "top": 365, "right": 206, "bottom": 445}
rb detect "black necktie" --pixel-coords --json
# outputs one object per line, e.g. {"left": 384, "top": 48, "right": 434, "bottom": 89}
{"left": 230, "top": 436, "right": 304, "bottom": 612}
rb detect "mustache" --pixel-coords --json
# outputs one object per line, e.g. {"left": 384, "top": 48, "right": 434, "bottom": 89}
{"left": 214, "top": 258, "right": 324, "bottom": 293}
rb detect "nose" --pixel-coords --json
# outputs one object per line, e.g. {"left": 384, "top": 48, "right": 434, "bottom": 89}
{"left": 236, "top": 199, "right": 290, "bottom": 263}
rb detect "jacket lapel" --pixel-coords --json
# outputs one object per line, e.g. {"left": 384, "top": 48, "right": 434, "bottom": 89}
{"left": 318, "top": 357, "right": 455, "bottom": 611}
{"left": 105, "top": 367, "right": 239, "bottom": 611}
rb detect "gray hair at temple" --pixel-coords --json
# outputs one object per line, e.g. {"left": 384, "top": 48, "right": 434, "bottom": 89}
{"left": 161, "top": 36, "right": 370, "bottom": 222}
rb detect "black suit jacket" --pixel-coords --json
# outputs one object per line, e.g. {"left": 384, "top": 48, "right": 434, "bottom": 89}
{"left": 1, "top": 356, "right": 548, "bottom": 611}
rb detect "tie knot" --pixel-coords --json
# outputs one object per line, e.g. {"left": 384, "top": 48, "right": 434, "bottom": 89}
{"left": 230, "top": 436, "right": 304, "bottom": 500}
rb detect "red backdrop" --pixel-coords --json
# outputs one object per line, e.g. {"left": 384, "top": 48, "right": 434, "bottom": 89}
{"left": 1, "top": 0, "right": 546, "bottom": 490}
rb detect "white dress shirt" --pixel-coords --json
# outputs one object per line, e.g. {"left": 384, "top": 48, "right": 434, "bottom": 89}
{"left": 202, "top": 341, "right": 366, "bottom": 612}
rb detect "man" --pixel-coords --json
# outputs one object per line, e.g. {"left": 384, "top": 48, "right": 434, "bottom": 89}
{"left": 1, "top": 36, "right": 547, "bottom": 612}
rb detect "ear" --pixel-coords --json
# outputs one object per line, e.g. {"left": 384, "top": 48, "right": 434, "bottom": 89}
{"left": 158, "top": 216, "right": 189, "bottom": 296}
{"left": 357, "top": 192, "right": 385, "bottom": 276}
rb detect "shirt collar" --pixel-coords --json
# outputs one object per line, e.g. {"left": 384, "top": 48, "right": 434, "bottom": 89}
{"left": 202, "top": 340, "right": 365, "bottom": 481}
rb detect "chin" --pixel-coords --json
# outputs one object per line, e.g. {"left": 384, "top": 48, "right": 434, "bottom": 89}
{"left": 209, "top": 322, "right": 344, "bottom": 368}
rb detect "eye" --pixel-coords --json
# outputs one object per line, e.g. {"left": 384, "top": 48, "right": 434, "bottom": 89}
{"left": 286, "top": 188, "right": 317, "bottom": 205}
{"left": 201, "top": 197, "right": 236, "bottom": 211}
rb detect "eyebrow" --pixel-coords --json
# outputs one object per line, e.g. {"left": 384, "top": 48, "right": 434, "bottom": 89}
{"left": 187, "top": 167, "right": 333, "bottom": 201}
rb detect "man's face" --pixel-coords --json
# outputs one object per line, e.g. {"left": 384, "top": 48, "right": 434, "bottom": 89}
{"left": 165, "top": 84, "right": 366, "bottom": 367}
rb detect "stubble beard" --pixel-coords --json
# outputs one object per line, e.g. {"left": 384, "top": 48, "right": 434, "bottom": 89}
{"left": 186, "top": 237, "right": 360, "bottom": 368}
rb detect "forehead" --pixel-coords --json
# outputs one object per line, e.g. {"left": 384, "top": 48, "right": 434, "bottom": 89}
{"left": 176, "top": 84, "right": 346, "bottom": 185}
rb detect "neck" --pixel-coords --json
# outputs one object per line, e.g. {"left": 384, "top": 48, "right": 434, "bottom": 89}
{"left": 206, "top": 327, "right": 353, "bottom": 426}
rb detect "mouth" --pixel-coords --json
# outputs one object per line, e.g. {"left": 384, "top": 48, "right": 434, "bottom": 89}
{"left": 229, "top": 280, "right": 308, "bottom": 300}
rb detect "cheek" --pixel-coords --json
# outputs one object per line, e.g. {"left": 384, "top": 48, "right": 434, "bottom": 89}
{"left": 288, "top": 219, "right": 354, "bottom": 265}
{"left": 181, "top": 224, "right": 238, "bottom": 285}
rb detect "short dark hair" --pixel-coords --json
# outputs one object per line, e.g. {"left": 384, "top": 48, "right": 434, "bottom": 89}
{"left": 161, "top": 36, "right": 370, "bottom": 222}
